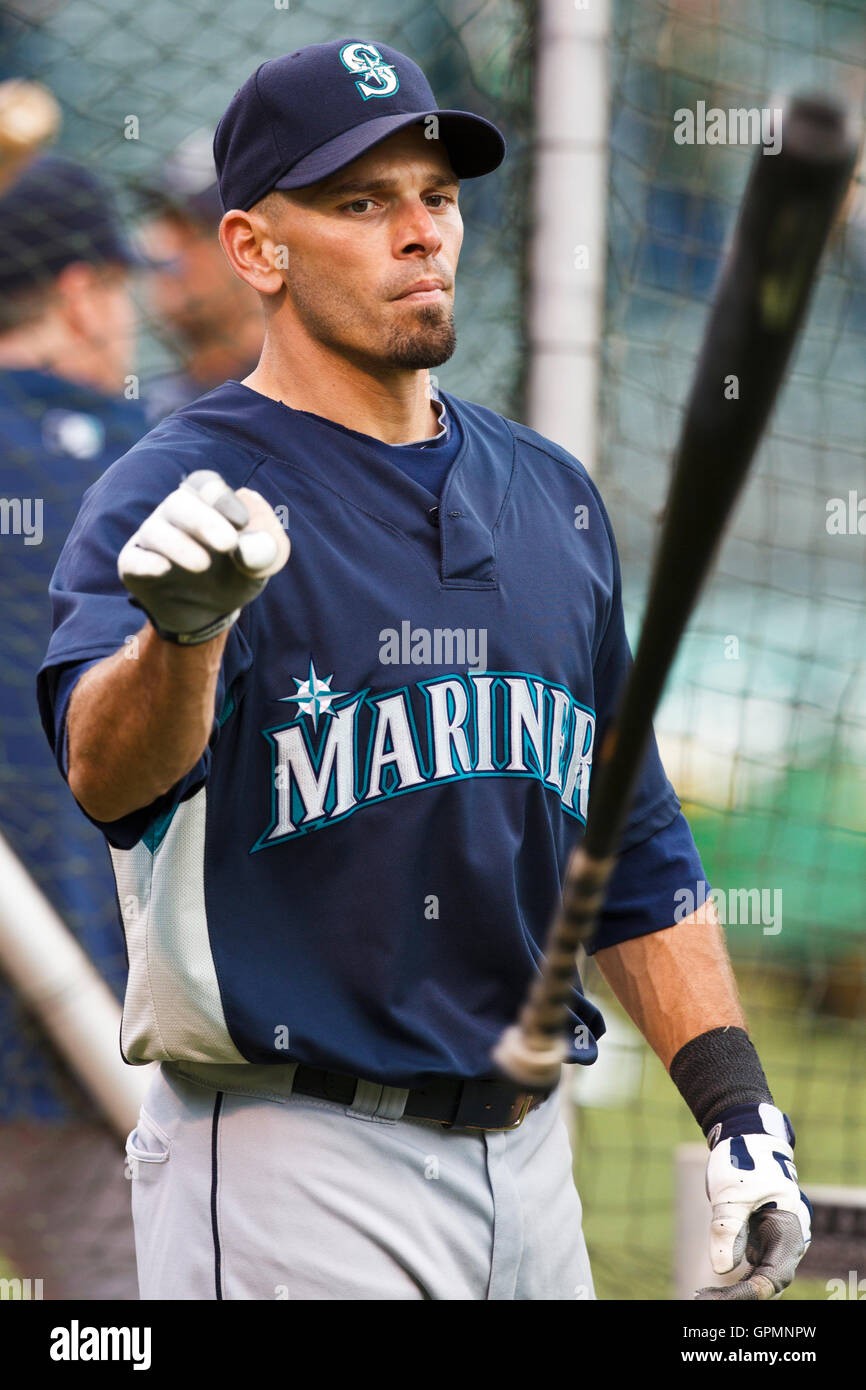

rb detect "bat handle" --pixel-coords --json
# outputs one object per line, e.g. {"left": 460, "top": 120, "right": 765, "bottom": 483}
{"left": 491, "top": 846, "right": 617, "bottom": 1088}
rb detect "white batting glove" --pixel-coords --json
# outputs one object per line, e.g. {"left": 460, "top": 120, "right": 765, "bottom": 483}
{"left": 695, "top": 1102, "right": 812, "bottom": 1300}
{"left": 118, "top": 470, "right": 290, "bottom": 644}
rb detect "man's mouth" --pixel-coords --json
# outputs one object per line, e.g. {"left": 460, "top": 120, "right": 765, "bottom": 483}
{"left": 393, "top": 279, "right": 447, "bottom": 303}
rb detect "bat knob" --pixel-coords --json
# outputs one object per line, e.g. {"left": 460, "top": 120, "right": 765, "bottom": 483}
{"left": 491, "top": 1025, "right": 566, "bottom": 1089}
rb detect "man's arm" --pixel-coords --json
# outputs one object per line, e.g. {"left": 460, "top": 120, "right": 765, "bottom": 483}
{"left": 594, "top": 897, "right": 811, "bottom": 1300}
{"left": 592, "top": 897, "right": 745, "bottom": 1069}
{"left": 61, "top": 469, "right": 289, "bottom": 826}
{"left": 67, "top": 624, "right": 228, "bottom": 824}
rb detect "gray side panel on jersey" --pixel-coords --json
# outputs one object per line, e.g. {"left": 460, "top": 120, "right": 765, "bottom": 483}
{"left": 109, "top": 787, "right": 246, "bottom": 1063}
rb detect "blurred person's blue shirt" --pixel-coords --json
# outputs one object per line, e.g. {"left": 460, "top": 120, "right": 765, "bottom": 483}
{"left": 0, "top": 368, "right": 148, "bottom": 1119}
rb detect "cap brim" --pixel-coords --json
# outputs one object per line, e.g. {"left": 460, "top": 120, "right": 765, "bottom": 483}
{"left": 271, "top": 109, "right": 505, "bottom": 193}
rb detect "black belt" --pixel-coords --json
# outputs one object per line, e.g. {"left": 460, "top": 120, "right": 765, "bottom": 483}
{"left": 291, "top": 1065, "right": 552, "bottom": 1131}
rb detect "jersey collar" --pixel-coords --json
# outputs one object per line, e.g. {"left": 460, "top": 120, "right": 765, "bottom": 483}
{"left": 174, "top": 381, "right": 514, "bottom": 587}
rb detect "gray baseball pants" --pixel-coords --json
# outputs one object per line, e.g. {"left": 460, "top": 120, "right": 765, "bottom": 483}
{"left": 125, "top": 1061, "right": 596, "bottom": 1301}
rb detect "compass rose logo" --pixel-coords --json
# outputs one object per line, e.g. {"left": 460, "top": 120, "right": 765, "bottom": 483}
{"left": 279, "top": 659, "right": 348, "bottom": 731}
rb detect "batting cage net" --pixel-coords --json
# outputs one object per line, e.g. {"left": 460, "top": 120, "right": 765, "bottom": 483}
{"left": 0, "top": 0, "right": 863, "bottom": 1303}
{"left": 575, "top": 0, "right": 866, "bottom": 1300}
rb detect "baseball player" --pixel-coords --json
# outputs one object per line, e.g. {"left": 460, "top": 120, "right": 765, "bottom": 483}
{"left": 137, "top": 129, "right": 262, "bottom": 426}
{"left": 0, "top": 155, "right": 152, "bottom": 1299}
{"left": 37, "top": 40, "right": 811, "bottom": 1300}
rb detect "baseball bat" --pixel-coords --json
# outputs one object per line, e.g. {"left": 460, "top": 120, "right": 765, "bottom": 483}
{"left": 0, "top": 832, "right": 155, "bottom": 1140}
{"left": 493, "top": 93, "right": 859, "bottom": 1089}
{"left": 0, "top": 79, "right": 61, "bottom": 195}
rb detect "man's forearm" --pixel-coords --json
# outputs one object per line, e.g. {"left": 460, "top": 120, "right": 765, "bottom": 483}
{"left": 593, "top": 899, "right": 746, "bottom": 1071}
{"left": 67, "top": 620, "right": 229, "bottom": 823}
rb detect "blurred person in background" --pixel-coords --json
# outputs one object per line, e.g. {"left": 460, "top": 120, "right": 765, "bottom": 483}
{"left": 138, "top": 129, "right": 263, "bottom": 424}
{"left": 0, "top": 154, "right": 151, "bottom": 1299}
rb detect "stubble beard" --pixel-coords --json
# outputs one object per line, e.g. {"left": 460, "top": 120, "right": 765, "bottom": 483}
{"left": 285, "top": 270, "right": 458, "bottom": 372}
{"left": 384, "top": 303, "right": 458, "bottom": 370}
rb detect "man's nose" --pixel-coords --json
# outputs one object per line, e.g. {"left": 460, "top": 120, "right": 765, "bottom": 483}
{"left": 395, "top": 200, "right": 443, "bottom": 256}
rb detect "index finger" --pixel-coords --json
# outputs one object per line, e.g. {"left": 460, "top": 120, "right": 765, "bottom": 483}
{"left": 182, "top": 470, "right": 249, "bottom": 529}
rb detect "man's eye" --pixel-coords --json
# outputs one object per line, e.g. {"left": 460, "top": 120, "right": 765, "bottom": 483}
{"left": 346, "top": 198, "right": 375, "bottom": 213}
{"left": 426, "top": 194, "right": 452, "bottom": 208}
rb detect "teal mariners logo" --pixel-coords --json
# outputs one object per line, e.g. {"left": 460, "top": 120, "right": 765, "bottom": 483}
{"left": 253, "top": 663, "right": 596, "bottom": 850}
{"left": 339, "top": 42, "right": 400, "bottom": 100}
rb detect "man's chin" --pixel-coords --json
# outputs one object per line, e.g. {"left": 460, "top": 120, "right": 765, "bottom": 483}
{"left": 389, "top": 343, "right": 456, "bottom": 370}
{"left": 385, "top": 308, "right": 457, "bottom": 370}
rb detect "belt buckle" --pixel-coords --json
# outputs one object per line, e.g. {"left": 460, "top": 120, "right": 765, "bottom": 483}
{"left": 464, "top": 1090, "right": 535, "bottom": 1132}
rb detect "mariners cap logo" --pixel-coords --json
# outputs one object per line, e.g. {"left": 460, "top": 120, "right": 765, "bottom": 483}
{"left": 339, "top": 42, "right": 400, "bottom": 101}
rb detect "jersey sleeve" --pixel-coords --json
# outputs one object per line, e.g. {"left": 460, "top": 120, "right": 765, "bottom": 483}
{"left": 588, "top": 493, "right": 681, "bottom": 850}
{"left": 36, "top": 421, "right": 255, "bottom": 850}
{"left": 584, "top": 480, "right": 710, "bottom": 951}
{"left": 586, "top": 808, "right": 710, "bottom": 954}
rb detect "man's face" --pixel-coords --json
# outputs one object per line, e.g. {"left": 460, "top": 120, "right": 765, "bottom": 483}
{"left": 144, "top": 212, "right": 258, "bottom": 348}
{"left": 256, "top": 124, "right": 463, "bottom": 371}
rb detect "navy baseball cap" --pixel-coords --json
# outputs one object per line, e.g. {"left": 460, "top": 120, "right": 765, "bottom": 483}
{"left": 0, "top": 155, "right": 155, "bottom": 293}
{"left": 213, "top": 39, "right": 506, "bottom": 212}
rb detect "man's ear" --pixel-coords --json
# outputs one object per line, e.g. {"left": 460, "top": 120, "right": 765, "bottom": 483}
{"left": 55, "top": 261, "right": 113, "bottom": 330}
{"left": 56, "top": 260, "right": 97, "bottom": 306}
{"left": 219, "top": 206, "right": 288, "bottom": 296}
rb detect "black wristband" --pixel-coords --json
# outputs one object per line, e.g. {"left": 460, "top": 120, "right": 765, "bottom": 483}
{"left": 669, "top": 1026, "right": 774, "bottom": 1136}
{"left": 128, "top": 597, "right": 239, "bottom": 646}
{"left": 151, "top": 610, "right": 239, "bottom": 646}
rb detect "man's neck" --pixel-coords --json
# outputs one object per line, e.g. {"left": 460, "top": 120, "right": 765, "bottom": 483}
{"left": 242, "top": 339, "right": 440, "bottom": 445}
{"left": 0, "top": 332, "right": 111, "bottom": 395}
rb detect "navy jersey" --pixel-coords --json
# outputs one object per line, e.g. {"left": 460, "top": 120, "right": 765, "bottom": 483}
{"left": 37, "top": 382, "right": 707, "bottom": 1085}
{"left": 0, "top": 368, "right": 148, "bottom": 1117}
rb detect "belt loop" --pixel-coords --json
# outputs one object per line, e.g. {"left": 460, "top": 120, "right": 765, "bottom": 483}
{"left": 347, "top": 1078, "right": 410, "bottom": 1122}
{"left": 347, "top": 1078, "right": 384, "bottom": 1117}
{"left": 374, "top": 1085, "right": 410, "bottom": 1121}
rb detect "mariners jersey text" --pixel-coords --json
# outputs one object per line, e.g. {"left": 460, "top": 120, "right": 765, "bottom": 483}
{"left": 255, "top": 670, "right": 596, "bottom": 848}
